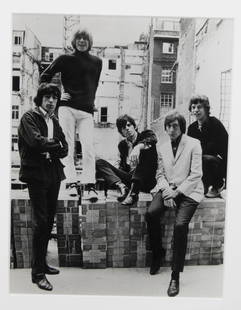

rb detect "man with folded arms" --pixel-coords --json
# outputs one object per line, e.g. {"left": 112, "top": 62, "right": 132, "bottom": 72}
{"left": 18, "top": 83, "right": 68, "bottom": 291}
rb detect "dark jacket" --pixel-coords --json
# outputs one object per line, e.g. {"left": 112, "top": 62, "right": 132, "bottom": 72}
{"left": 18, "top": 107, "right": 68, "bottom": 184}
{"left": 187, "top": 116, "right": 228, "bottom": 170}
{"left": 118, "top": 129, "right": 158, "bottom": 177}
{"left": 40, "top": 51, "right": 102, "bottom": 114}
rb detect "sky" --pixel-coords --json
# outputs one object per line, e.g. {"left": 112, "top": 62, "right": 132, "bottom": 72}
{"left": 12, "top": 13, "right": 152, "bottom": 48}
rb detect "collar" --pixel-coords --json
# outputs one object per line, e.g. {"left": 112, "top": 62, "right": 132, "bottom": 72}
{"left": 171, "top": 134, "right": 182, "bottom": 147}
{"left": 35, "top": 106, "right": 55, "bottom": 120}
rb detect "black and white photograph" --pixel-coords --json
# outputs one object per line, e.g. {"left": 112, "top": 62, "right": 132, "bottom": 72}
{"left": 2, "top": 1, "right": 241, "bottom": 309}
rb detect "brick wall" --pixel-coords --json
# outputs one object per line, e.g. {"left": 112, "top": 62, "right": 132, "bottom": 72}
{"left": 11, "top": 194, "right": 225, "bottom": 269}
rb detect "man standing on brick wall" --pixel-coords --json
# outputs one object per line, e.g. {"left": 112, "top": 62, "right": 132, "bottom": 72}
{"left": 187, "top": 95, "right": 228, "bottom": 198}
{"left": 96, "top": 114, "right": 158, "bottom": 205}
{"left": 18, "top": 83, "right": 68, "bottom": 291}
{"left": 40, "top": 29, "right": 102, "bottom": 202}
{"left": 146, "top": 110, "right": 204, "bottom": 297}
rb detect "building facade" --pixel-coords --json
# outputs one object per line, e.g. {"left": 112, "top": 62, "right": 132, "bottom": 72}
{"left": 92, "top": 44, "right": 148, "bottom": 162}
{"left": 145, "top": 18, "right": 180, "bottom": 142}
{"left": 12, "top": 28, "right": 41, "bottom": 168}
{"left": 176, "top": 18, "right": 233, "bottom": 130}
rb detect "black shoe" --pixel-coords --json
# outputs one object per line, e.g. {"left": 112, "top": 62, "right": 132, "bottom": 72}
{"left": 44, "top": 265, "right": 60, "bottom": 275}
{"left": 116, "top": 182, "right": 129, "bottom": 202}
{"left": 121, "top": 192, "right": 139, "bottom": 206}
{"left": 150, "top": 257, "right": 161, "bottom": 275}
{"left": 85, "top": 184, "right": 98, "bottom": 203}
{"left": 167, "top": 279, "right": 179, "bottom": 297}
{"left": 32, "top": 274, "right": 53, "bottom": 291}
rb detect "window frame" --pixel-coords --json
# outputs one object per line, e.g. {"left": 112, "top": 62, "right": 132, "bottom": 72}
{"left": 12, "top": 105, "right": 19, "bottom": 120}
{"left": 162, "top": 42, "right": 174, "bottom": 54}
{"left": 161, "top": 69, "right": 173, "bottom": 83}
{"left": 14, "top": 36, "right": 22, "bottom": 45}
{"left": 100, "top": 106, "right": 108, "bottom": 123}
{"left": 160, "top": 93, "right": 174, "bottom": 108}
{"left": 108, "top": 59, "right": 117, "bottom": 70}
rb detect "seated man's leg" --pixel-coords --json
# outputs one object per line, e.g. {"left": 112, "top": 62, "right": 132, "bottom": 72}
{"left": 203, "top": 155, "right": 225, "bottom": 197}
{"left": 145, "top": 191, "right": 166, "bottom": 275}
{"left": 96, "top": 159, "right": 131, "bottom": 200}
{"left": 121, "top": 163, "right": 156, "bottom": 205}
{"left": 168, "top": 195, "right": 198, "bottom": 296}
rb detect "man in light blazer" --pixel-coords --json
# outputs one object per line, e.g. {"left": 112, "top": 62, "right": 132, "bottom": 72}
{"left": 145, "top": 110, "right": 204, "bottom": 297}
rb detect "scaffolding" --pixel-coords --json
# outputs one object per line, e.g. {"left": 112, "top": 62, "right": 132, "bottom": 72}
{"left": 63, "top": 15, "right": 81, "bottom": 53}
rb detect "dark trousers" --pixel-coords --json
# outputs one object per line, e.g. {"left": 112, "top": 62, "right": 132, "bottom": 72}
{"left": 202, "top": 155, "right": 225, "bottom": 192}
{"left": 27, "top": 161, "right": 61, "bottom": 276}
{"left": 96, "top": 158, "right": 156, "bottom": 192}
{"left": 145, "top": 191, "right": 198, "bottom": 272}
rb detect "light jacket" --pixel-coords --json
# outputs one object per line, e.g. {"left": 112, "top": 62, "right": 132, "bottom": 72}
{"left": 155, "top": 134, "right": 204, "bottom": 203}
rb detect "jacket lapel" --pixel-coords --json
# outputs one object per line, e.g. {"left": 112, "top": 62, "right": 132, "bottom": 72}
{"left": 165, "top": 140, "right": 175, "bottom": 165}
{"left": 174, "top": 134, "right": 187, "bottom": 163}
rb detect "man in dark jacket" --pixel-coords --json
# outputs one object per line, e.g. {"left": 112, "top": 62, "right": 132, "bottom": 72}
{"left": 18, "top": 83, "right": 68, "bottom": 291}
{"left": 40, "top": 29, "right": 102, "bottom": 202}
{"left": 96, "top": 114, "right": 158, "bottom": 205}
{"left": 187, "top": 95, "right": 228, "bottom": 198}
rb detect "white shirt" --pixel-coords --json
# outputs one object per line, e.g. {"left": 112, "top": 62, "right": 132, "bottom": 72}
{"left": 39, "top": 107, "right": 54, "bottom": 139}
{"left": 39, "top": 107, "right": 54, "bottom": 159}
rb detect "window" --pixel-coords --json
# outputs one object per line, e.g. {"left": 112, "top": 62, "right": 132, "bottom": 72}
{"left": 100, "top": 107, "right": 108, "bottom": 122}
{"left": 12, "top": 105, "right": 19, "bottom": 120}
{"left": 219, "top": 69, "right": 231, "bottom": 131}
{"left": 12, "top": 76, "right": 20, "bottom": 91}
{"left": 162, "top": 42, "right": 174, "bottom": 54}
{"left": 108, "top": 59, "right": 116, "bottom": 70}
{"left": 45, "top": 53, "right": 49, "bottom": 61}
{"left": 12, "top": 134, "right": 18, "bottom": 151}
{"left": 14, "top": 36, "right": 22, "bottom": 45}
{"left": 161, "top": 69, "right": 173, "bottom": 83}
{"left": 49, "top": 53, "right": 54, "bottom": 62}
{"left": 160, "top": 93, "right": 174, "bottom": 107}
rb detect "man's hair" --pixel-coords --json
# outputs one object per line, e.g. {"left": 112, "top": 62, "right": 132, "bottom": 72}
{"left": 116, "top": 114, "right": 137, "bottom": 135}
{"left": 33, "top": 83, "right": 61, "bottom": 107}
{"left": 71, "top": 29, "right": 93, "bottom": 52}
{"left": 164, "top": 110, "right": 186, "bottom": 134}
{"left": 188, "top": 95, "right": 210, "bottom": 115}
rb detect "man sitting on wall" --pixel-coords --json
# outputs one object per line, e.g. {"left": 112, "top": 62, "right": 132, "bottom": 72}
{"left": 187, "top": 95, "right": 228, "bottom": 198}
{"left": 146, "top": 110, "right": 204, "bottom": 297}
{"left": 96, "top": 114, "right": 158, "bottom": 205}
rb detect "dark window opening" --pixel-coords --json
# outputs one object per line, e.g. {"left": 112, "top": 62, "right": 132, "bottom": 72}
{"left": 100, "top": 107, "right": 108, "bottom": 122}
{"left": 12, "top": 76, "right": 20, "bottom": 91}
{"left": 108, "top": 59, "right": 116, "bottom": 70}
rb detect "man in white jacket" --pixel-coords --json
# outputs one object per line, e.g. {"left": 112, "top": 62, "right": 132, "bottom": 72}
{"left": 146, "top": 110, "right": 204, "bottom": 297}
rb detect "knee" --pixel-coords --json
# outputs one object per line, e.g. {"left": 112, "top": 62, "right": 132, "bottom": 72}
{"left": 174, "top": 222, "right": 188, "bottom": 233}
{"left": 145, "top": 209, "right": 160, "bottom": 223}
{"left": 202, "top": 155, "right": 217, "bottom": 165}
{"left": 96, "top": 158, "right": 107, "bottom": 167}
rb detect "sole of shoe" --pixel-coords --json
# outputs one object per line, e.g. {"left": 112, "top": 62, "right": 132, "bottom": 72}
{"left": 89, "top": 197, "right": 98, "bottom": 203}
{"left": 32, "top": 279, "right": 53, "bottom": 291}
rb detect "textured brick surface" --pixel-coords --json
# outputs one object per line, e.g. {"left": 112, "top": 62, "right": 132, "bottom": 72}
{"left": 11, "top": 199, "right": 33, "bottom": 268}
{"left": 11, "top": 193, "right": 225, "bottom": 269}
{"left": 80, "top": 196, "right": 225, "bottom": 268}
{"left": 56, "top": 200, "right": 82, "bottom": 267}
